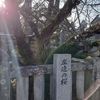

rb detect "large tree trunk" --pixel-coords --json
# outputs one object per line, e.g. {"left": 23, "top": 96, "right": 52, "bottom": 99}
{"left": 5, "top": 0, "right": 35, "bottom": 65}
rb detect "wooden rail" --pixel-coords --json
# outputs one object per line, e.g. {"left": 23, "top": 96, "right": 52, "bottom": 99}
{"left": 1, "top": 54, "right": 100, "bottom": 100}
{"left": 10, "top": 62, "right": 92, "bottom": 78}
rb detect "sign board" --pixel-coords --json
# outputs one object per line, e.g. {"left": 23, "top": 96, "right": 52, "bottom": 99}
{"left": 53, "top": 54, "right": 72, "bottom": 100}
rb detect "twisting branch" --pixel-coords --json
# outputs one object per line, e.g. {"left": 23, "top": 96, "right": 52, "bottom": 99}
{"left": 40, "top": 0, "right": 80, "bottom": 43}
{"left": 87, "top": 3, "right": 100, "bottom": 6}
{"left": 76, "top": 6, "right": 81, "bottom": 30}
{"left": 91, "top": 5, "right": 100, "bottom": 13}
{"left": 19, "top": 10, "right": 41, "bottom": 39}
{"left": 73, "top": 2, "right": 85, "bottom": 23}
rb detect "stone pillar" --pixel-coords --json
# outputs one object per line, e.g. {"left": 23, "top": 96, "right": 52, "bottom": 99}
{"left": 53, "top": 54, "right": 72, "bottom": 100}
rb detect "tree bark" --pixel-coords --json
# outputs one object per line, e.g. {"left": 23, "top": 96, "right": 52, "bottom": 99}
{"left": 5, "top": 0, "right": 35, "bottom": 65}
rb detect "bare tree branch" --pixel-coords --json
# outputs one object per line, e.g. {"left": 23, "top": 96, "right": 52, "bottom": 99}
{"left": 19, "top": 10, "right": 40, "bottom": 39}
{"left": 40, "top": 0, "right": 80, "bottom": 43}
{"left": 87, "top": 3, "right": 100, "bottom": 6}
{"left": 91, "top": 5, "right": 100, "bottom": 13}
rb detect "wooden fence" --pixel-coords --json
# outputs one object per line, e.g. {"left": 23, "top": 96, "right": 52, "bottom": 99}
{"left": 0, "top": 54, "right": 100, "bottom": 100}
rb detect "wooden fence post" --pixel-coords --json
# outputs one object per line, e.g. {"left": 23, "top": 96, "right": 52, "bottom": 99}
{"left": 34, "top": 74, "right": 44, "bottom": 100}
{"left": 84, "top": 58, "right": 100, "bottom": 100}
{"left": 0, "top": 61, "right": 10, "bottom": 100}
{"left": 17, "top": 77, "right": 29, "bottom": 100}
{"left": 53, "top": 54, "right": 72, "bottom": 100}
{"left": 76, "top": 70, "right": 84, "bottom": 100}
{"left": 91, "top": 58, "right": 100, "bottom": 100}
